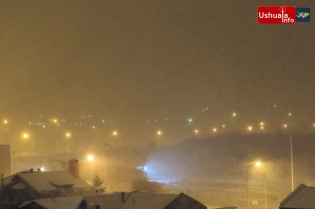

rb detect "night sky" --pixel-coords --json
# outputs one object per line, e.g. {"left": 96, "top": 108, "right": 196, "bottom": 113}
{"left": 1, "top": 1, "right": 315, "bottom": 144}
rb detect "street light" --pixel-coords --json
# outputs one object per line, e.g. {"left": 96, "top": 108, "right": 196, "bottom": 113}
{"left": 22, "top": 133, "right": 29, "bottom": 139}
{"left": 87, "top": 155, "right": 94, "bottom": 162}
{"left": 246, "top": 162, "right": 261, "bottom": 209}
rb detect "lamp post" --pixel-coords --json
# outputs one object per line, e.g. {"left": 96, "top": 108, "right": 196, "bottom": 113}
{"left": 246, "top": 162, "right": 260, "bottom": 209}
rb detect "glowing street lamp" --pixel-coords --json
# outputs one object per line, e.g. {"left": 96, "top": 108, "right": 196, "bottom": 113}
{"left": 246, "top": 162, "right": 261, "bottom": 209}
{"left": 213, "top": 128, "right": 217, "bottom": 133}
{"left": 66, "top": 132, "right": 71, "bottom": 137}
{"left": 194, "top": 129, "right": 199, "bottom": 134}
{"left": 87, "top": 155, "right": 94, "bottom": 162}
{"left": 157, "top": 130, "right": 162, "bottom": 136}
{"left": 113, "top": 131, "right": 117, "bottom": 136}
{"left": 247, "top": 126, "right": 253, "bottom": 131}
{"left": 3, "top": 119, "right": 8, "bottom": 124}
{"left": 22, "top": 133, "right": 29, "bottom": 139}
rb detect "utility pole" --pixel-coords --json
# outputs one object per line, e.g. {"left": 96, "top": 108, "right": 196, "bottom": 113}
{"left": 290, "top": 136, "right": 294, "bottom": 191}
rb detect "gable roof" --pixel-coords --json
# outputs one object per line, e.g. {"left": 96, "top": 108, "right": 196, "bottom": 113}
{"left": 280, "top": 184, "right": 315, "bottom": 209}
{"left": 19, "top": 195, "right": 83, "bottom": 209}
{"left": 13, "top": 171, "right": 91, "bottom": 193}
{"left": 20, "top": 192, "right": 206, "bottom": 209}
{"left": 120, "top": 192, "right": 180, "bottom": 209}
{"left": 0, "top": 173, "right": 15, "bottom": 187}
{"left": 81, "top": 193, "right": 132, "bottom": 209}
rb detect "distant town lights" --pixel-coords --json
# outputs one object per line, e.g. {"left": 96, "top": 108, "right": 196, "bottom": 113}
{"left": 3, "top": 119, "right": 8, "bottom": 124}
{"left": 233, "top": 113, "right": 237, "bottom": 117}
{"left": 113, "top": 131, "right": 117, "bottom": 136}
{"left": 157, "top": 131, "right": 162, "bottom": 135}
{"left": 213, "top": 128, "right": 217, "bottom": 133}
{"left": 188, "top": 118, "right": 193, "bottom": 122}
{"left": 248, "top": 126, "right": 253, "bottom": 131}
{"left": 194, "top": 129, "right": 199, "bottom": 134}
{"left": 23, "top": 133, "right": 29, "bottom": 139}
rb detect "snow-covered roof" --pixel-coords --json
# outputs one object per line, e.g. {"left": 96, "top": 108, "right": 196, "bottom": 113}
{"left": 120, "top": 192, "right": 180, "bottom": 209}
{"left": 14, "top": 171, "right": 90, "bottom": 192}
{"left": 19, "top": 192, "right": 205, "bottom": 209}
{"left": 280, "top": 184, "right": 315, "bottom": 209}
{"left": 82, "top": 193, "right": 132, "bottom": 209}
{"left": 19, "top": 195, "right": 83, "bottom": 209}
{"left": 0, "top": 174, "right": 14, "bottom": 187}
{"left": 82, "top": 192, "right": 204, "bottom": 209}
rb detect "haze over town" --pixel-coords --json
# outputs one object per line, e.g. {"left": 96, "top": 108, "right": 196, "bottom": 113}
{"left": 1, "top": 0, "right": 315, "bottom": 208}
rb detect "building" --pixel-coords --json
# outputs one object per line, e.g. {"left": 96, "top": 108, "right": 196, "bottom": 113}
{"left": 0, "top": 145, "right": 10, "bottom": 177}
{"left": 19, "top": 196, "right": 83, "bottom": 209}
{"left": 0, "top": 169, "right": 96, "bottom": 208}
{"left": 279, "top": 184, "right": 315, "bottom": 209}
{"left": 20, "top": 192, "right": 207, "bottom": 209}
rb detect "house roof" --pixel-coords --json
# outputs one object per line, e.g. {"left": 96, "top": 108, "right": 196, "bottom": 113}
{"left": 215, "top": 207, "right": 237, "bottom": 209}
{"left": 19, "top": 195, "right": 83, "bottom": 209}
{"left": 82, "top": 192, "right": 132, "bottom": 209}
{"left": 120, "top": 192, "right": 180, "bottom": 209}
{"left": 82, "top": 192, "right": 188, "bottom": 209}
{"left": 12, "top": 170, "right": 91, "bottom": 193}
{"left": 20, "top": 192, "right": 205, "bottom": 209}
{"left": 280, "top": 184, "right": 315, "bottom": 209}
{"left": 0, "top": 174, "right": 14, "bottom": 187}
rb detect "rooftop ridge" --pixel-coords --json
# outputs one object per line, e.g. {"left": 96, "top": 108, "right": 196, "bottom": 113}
{"left": 280, "top": 184, "right": 306, "bottom": 206}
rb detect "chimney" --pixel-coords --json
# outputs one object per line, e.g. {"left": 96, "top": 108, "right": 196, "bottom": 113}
{"left": 121, "top": 192, "right": 125, "bottom": 202}
{"left": 68, "top": 159, "right": 79, "bottom": 177}
{"left": 30, "top": 168, "right": 33, "bottom": 173}
{"left": 37, "top": 168, "right": 41, "bottom": 172}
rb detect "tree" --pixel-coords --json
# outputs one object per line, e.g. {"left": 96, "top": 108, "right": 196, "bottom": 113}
{"left": 92, "top": 172, "right": 105, "bottom": 193}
